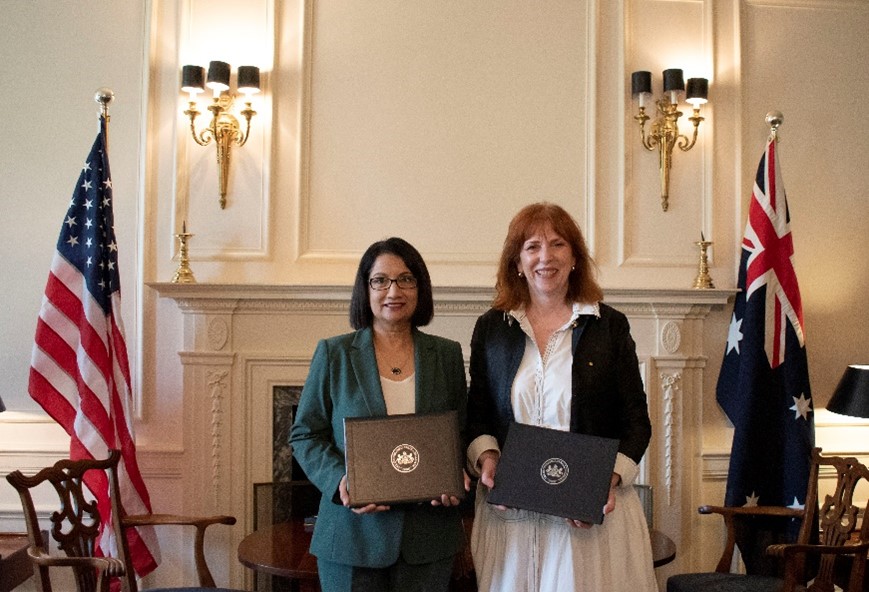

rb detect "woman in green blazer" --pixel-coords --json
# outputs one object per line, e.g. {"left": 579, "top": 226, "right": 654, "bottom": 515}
{"left": 290, "top": 237, "right": 468, "bottom": 592}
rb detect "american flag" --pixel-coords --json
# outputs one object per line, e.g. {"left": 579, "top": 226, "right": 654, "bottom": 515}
{"left": 29, "top": 116, "right": 160, "bottom": 578}
{"left": 716, "top": 136, "right": 815, "bottom": 511}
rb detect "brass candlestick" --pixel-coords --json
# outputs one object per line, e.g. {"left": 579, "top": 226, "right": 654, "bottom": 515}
{"left": 692, "top": 234, "right": 714, "bottom": 289}
{"left": 171, "top": 220, "right": 196, "bottom": 284}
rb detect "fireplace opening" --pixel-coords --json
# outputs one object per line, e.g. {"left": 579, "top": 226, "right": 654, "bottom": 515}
{"left": 273, "top": 385, "right": 309, "bottom": 482}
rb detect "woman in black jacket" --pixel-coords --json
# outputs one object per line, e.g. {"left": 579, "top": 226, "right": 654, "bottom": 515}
{"left": 466, "top": 202, "right": 657, "bottom": 592}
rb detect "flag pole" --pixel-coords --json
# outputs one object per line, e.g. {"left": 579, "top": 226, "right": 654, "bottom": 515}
{"left": 765, "top": 110, "right": 783, "bottom": 143}
{"left": 94, "top": 87, "right": 114, "bottom": 151}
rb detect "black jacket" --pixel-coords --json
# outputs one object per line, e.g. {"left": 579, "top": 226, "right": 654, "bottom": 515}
{"left": 466, "top": 303, "right": 651, "bottom": 464}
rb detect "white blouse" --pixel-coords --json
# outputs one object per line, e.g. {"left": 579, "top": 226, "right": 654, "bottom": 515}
{"left": 468, "top": 302, "right": 658, "bottom": 592}
{"left": 381, "top": 372, "right": 415, "bottom": 416}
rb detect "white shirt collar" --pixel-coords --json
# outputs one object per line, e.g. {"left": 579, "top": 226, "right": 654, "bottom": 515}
{"left": 507, "top": 301, "right": 600, "bottom": 325}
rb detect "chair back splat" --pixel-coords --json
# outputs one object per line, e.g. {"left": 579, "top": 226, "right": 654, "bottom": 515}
{"left": 667, "top": 447, "right": 869, "bottom": 592}
{"left": 802, "top": 452, "right": 869, "bottom": 592}
{"left": 6, "top": 450, "right": 241, "bottom": 592}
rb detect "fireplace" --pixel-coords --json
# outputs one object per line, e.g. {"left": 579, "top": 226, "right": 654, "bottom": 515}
{"left": 155, "top": 282, "right": 732, "bottom": 586}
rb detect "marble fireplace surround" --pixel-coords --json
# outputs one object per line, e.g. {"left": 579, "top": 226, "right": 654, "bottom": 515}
{"left": 153, "top": 283, "right": 733, "bottom": 579}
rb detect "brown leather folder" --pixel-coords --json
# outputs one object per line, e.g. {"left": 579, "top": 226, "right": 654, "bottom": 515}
{"left": 343, "top": 410, "right": 464, "bottom": 507}
{"left": 486, "top": 422, "right": 619, "bottom": 524}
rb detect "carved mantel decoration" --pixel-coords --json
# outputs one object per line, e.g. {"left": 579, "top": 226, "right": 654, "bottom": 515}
{"left": 151, "top": 282, "right": 733, "bottom": 584}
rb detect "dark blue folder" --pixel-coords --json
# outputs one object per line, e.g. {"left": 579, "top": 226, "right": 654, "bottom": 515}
{"left": 486, "top": 422, "right": 619, "bottom": 524}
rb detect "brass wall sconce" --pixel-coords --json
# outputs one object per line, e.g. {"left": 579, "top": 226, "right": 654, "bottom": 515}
{"left": 631, "top": 69, "right": 709, "bottom": 211}
{"left": 181, "top": 61, "right": 260, "bottom": 209}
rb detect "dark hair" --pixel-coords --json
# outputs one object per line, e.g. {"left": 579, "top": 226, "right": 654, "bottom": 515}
{"left": 349, "top": 237, "right": 434, "bottom": 329}
{"left": 493, "top": 202, "right": 603, "bottom": 311}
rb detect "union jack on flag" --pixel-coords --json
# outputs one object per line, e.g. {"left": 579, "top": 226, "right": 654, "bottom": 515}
{"left": 716, "top": 136, "right": 814, "bottom": 512}
{"left": 28, "top": 116, "right": 160, "bottom": 579}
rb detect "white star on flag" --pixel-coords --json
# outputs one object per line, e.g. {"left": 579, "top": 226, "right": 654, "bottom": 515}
{"left": 726, "top": 314, "right": 744, "bottom": 355}
{"left": 789, "top": 393, "right": 812, "bottom": 420}
{"left": 787, "top": 497, "right": 805, "bottom": 510}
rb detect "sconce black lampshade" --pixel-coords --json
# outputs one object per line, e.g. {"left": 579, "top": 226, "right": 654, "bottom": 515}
{"left": 662, "top": 68, "right": 685, "bottom": 92}
{"left": 827, "top": 365, "right": 869, "bottom": 419}
{"left": 181, "top": 65, "right": 205, "bottom": 93}
{"left": 0, "top": 394, "right": 5, "bottom": 412}
{"left": 237, "top": 66, "right": 261, "bottom": 94}
{"left": 631, "top": 71, "right": 652, "bottom": 96}
{"left": 206, "top": 60, "right": 231, "bottom": 91}
{"left": 686, "top": 78, "right": 709, "bottom": 105}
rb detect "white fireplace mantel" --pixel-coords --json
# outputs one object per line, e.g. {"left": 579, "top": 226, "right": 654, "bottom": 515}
{"left": 152, "top": 282, "right": 733, "bottom": 308}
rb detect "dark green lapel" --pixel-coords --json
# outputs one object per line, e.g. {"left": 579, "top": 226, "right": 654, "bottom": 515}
{"left": 413, "top": 330, "right": 438, "bottom": 415}
{"left": 349, "top": 328, "right": 388, "bottom": 417}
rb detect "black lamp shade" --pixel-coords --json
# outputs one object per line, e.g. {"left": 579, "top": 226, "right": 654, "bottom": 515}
{"left": 631, "top": 71, "right": 652, "bottom": 95}
{"left": 181, "top": 65, "right": 205, "bottom": 93}
{"left": 686, "top": 78, "right": 708, "bottom": 102}
{"left": 237, "top": 66, "right": 261, "bottom": 94}
{"left": 0, "top": 394, "right": 5, "bottom": 412}
{"left": 827, "top": 365, "right": 869, "bottom": 419}
{"left": 662, "top": 68, "right": 685, "bottom": 92}
{"left": 206, "top": 60, "right": 231, "bottom": 91}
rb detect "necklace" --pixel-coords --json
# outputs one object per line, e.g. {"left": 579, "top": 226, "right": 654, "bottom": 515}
{"left": 375, "top": 336, "right": 413, "bottom": 377}
{"left": 388, "top": 349, "right": 412, "bottom": 375}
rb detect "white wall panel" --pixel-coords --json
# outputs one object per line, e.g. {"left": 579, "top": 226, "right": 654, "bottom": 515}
{"left": 624, "top": 0, "right": 714, "bottom": 271}
{"left": 299, "top": 1, "right": 593, "bottom": 276}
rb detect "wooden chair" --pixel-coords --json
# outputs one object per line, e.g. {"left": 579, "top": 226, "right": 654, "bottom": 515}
{"left": 667, "top": 447, "right": 869, "bottom": 592}
{"left": 6, "top": 450, "right": 243, "bottom": 592}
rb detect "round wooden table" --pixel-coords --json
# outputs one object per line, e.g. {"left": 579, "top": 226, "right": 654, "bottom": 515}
{"left": 650, "top": 528, "right": 677, "bottom": 567}
{"left": 238, "top": 521, "right": 318, "bottom": 591}
{"left": 238, "top": 520, "right": 676, "bottom": 590}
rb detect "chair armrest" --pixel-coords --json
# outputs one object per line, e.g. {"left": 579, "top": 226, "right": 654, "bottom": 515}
{"left": 121, "top": 513, "right": 236, "bottom": 587}
{"left": 699, "top": 505, "right": 804, "bottom": 519}
{"left": 27, "top": 546, "right": 125, "bottom": 592}
{"left": 767, "top": 540, "right": 869, "bottom": 591}
{"left": 767, "top": 541, "right": 869, "bottom": 558}
{"left": 123, "top": 513, "right": 236, "bottom": 528}
{"left": 697, "top": 505, "right": 804, "bottom": 573}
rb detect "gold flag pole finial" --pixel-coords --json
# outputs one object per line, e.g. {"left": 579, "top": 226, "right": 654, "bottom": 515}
{"left": 766, "top": 110, "right": 783, "bottom": 142}
{"left": 94, "top": 88, "right": 114, "bottom": 150}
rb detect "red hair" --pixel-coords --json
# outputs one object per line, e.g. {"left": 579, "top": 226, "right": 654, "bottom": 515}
{"left": 492, "top": 202, "right": 602, "bottom": 311}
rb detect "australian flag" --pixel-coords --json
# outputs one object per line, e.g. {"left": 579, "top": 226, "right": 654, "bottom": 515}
{"left": 716, "top": 136, "right": 815, "bottom": 511}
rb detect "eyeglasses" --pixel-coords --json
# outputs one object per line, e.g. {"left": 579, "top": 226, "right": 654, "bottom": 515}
{"left": 369, "top": 274, "right": 418, "bottom": 291}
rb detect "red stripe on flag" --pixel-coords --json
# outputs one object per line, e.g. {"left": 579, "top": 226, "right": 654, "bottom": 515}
{"left": 28, "top": 367, "right": 78, "bottom": 431}
{"left": 28, "top": 120, "right": 160, "bottom": 580}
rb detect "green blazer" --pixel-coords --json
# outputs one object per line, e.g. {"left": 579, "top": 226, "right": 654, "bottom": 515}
{"left": 290, "top": 327, "right": 467, "bottom": 568}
